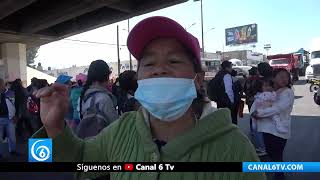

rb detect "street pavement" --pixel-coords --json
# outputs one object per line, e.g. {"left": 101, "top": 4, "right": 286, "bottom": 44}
{"left": 0, "top": 79, "right": 319, "bottom": 180}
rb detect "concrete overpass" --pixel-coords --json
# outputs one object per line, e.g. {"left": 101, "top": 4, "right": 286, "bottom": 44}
{"left": 0, "top": 0, "right": 187, "bottom": 85}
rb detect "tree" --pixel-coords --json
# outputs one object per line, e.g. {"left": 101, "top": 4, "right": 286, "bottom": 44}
{"left": 26, "top": 47, "right": 40, "bottom": 66}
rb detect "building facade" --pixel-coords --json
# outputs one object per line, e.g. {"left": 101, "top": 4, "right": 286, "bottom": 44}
{"left": 45, "top": 60, "right": 138, "bottom": 80}
{"left": 41, "top": 50, "right": 265, "bottom": 82}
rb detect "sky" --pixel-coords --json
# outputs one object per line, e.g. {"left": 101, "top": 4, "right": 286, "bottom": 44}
{"left": 35, "top": 0, "right": 320, "bottom": 69}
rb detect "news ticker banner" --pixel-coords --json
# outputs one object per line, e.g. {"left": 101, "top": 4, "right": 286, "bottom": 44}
{"left": 0, "top": 162, "right": 236, "bottom": 172}
{"left": 0, "top": 162, "right": 320, "bottom": 172}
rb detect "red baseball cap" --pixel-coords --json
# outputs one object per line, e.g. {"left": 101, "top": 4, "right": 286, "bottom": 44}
{"left": 127, "top": 16, "right": 201, "bottom": 64}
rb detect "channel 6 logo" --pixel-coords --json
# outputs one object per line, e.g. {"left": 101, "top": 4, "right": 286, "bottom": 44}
{"left": 28, "top": 138, "right": 52, "bottom": 162}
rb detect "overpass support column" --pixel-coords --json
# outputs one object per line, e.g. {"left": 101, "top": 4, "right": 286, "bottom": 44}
{"left": 1, "top": 43, "right": 27, "bottom": 86}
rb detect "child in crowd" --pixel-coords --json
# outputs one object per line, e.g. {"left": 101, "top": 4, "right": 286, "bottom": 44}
{"left": 251, "top": 78, "right": 286, "bottom": 133}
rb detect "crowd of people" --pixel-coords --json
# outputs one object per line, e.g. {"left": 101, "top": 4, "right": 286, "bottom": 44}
{"left": 207, "top": 58, "right": 294, "bottom": 180}
{"left": 0, "top": 77, "right": 49, "bottom": 158}
{"left": 0, "top": 67, "right": 140, "bottom": 158}
{"left": 0, "top": 16, "right": 296, "bottom": 180}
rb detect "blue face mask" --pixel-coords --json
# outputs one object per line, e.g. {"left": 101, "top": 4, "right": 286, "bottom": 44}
{"left": 134, "top": 77, "right": 197, "bottom": 122}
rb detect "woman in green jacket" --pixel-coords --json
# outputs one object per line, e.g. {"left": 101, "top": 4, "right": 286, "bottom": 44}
{"left": 33, "top": 16, "right": 266, "bottom": 180}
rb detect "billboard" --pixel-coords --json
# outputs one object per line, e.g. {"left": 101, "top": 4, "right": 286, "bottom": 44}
{"left": 225, "top": 24, "right": 257, "bottom": 46}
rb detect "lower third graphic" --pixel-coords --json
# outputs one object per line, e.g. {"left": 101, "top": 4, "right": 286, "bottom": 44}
{"left": 28, "top": 138, "right": 52, "bottom": 162}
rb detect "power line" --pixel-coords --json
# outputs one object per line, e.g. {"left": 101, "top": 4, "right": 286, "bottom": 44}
{"left": 62, "top": 38, "right": 128, "bottom": 47}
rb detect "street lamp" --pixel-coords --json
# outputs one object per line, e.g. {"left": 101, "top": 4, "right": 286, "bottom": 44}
{"left": 117, "top": 25, "right": 120, "bottom": 76}
{"left": 121, "top": 19, "right": 132, "bottom": 70}
{"left": 186, "top": 22, "right": 196, "bottom": 30}
{"left": 204, "top": 27, "right": 215, "bottom": 34}
{"left": 127, "top": 19, "right": 132, "bottom": 70}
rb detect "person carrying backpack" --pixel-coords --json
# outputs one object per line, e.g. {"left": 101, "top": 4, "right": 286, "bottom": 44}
{"left": 77, "top": 60, "right": 119, "bottom": 139}
{"left": 69, "top": 73, "right": 87, "bottom": 130}
{"left": 0, "top": 78, "right": 17, "bottom": 158}
{"left": 207, "top": 61, "right": 235, "bottom": 123}
{"left": 28, "top": 78, "right": 49, "bottom": 133}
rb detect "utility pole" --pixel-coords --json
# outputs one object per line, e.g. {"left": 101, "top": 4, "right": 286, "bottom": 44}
{"left": 193, "top": 0, "right": 205, "bottom": 52}
{"left": 200, "top": 0, "right": 204, "bottom": 53}
{"left": 222, "top": 43, "right": 225, "bottom": 60}
{"left": 128, "top": 19, "right": 132, "bottom": 70}
{"left": 117, "top": 25, "right": 120, "bottom": 76}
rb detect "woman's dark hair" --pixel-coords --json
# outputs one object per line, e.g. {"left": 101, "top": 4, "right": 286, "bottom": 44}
{"left": 254, "top": 77, "right": 274, "bottom": 93}
{"left": 112, "top": 77, "right": 120, "bottom": 97}
{"left": 114, "top": 77, "right": 119, "bottom": 84}
{"left": 230, "top": 69, "right": 238, "bottom": 77}
{"left": 273, "top": 68, "right": 292, "bottom": 88}
{"left": 221, "top": 61, "right": 232, "bottom": 70}
{"left": 38, "top": 79, "right": 49, "bottom": 89}
{"left": 119, "top": 70, "right": 137, "bottom": 93}
{"left": 258, "top": 62, "right": 273, "bottom": 78}
{"left": 184, "top": 50, "right": 209, "bottom": 119}
{"left": 249, "top": 67, "right": 258, "bottom": 76}
{"left": 80, "top": 60, "right": 111, "bottom": 118}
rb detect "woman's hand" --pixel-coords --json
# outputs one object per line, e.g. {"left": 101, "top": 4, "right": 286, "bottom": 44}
{"left": 34, "top": 83, "right": 69, "bottom": 138}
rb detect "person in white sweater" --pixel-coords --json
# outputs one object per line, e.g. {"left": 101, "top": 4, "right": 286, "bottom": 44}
{"left": 251, "top": 78, "right": 286, "bottom": 134}
{"left": 251, "top": 68, "right": 294, "bottom": 180}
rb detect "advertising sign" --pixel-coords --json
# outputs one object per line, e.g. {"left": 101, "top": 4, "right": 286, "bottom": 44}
{"left": 225, "top": 24, "right": 257, "bottom": 46}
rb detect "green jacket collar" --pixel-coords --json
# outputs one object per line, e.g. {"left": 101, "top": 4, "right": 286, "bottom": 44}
{"left": 135, "top": 105, "right": 236, "bottom": 160}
